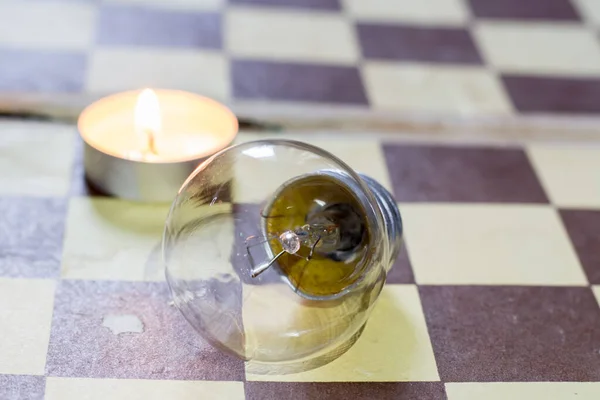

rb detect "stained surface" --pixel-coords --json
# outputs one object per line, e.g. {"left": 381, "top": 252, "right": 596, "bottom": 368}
{"left": 2, "top": 121, "right": 600, "bottom": 398}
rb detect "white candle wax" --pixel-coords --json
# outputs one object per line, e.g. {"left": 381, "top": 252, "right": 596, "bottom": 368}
{"left": 79, "top": 89, "right": 238, "bottom": 163}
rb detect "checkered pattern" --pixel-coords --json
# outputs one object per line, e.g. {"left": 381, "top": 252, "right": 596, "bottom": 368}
{"left": 2, "top": 117, "right": 600, "bottom": 400}
{"left": 5, "top": 0, "right": 600, "bottom": 115}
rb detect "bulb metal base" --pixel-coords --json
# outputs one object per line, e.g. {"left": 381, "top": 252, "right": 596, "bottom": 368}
{"left": 358, "top": 173, "right": 403, "bottom": 269}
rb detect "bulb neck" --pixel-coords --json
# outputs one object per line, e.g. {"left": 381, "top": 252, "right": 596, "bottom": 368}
{"left": 358, "top": 174, "right": 403, "bottom": 271}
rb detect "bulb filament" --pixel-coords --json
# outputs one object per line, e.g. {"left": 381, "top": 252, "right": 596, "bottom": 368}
{"left": 250, "top": 249, "right": 286, "bottom": 278}
{"left": 246, "top": 223, "right": 338, "bottom": 278}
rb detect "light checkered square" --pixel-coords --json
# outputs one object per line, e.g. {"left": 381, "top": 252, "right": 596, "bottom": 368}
{"left": 0, "top": 2, "right": 95, "bottom": 50}
{"left": 0, "top": 123, "right": 74, "bottom": 197}
{"left": 246, "top": 285, "right": 439, "bottom": 382}
{"left": 343, "top": 0, "right": 469, "bottom": 25}
{"left": 363, "top": 62, "right": 511, "bottom": 114}
{"left": 61, "top": 198, "right": 169, "bottom": 281}
{"left": 86, "top": 49, "right": 230, "bottom": 100}
{"left": 226, "top": 8, "right": 359, "bottom": 64}
{"left": 474, "top": 22, "right": 600, "bottom": 76}
{"left": 0, "top": 278, "right": 55, "bottom": 375}
{"left": 528, "top": 145, "right": 600, "bottom": 208}
{"left": 402, "top": 204, "right": 586, "bottom": 285}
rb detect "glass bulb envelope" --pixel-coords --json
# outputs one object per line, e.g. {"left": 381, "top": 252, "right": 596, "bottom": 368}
{"left": 163, "top": 140, "right": 402, "bottom": 373}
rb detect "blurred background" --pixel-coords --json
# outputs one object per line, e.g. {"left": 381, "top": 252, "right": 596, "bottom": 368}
{"left": 2, "top": 0, "right": 600, "bottom": 118}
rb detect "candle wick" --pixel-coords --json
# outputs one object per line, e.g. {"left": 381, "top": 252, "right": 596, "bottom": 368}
{"left": 146, "top": 129, "right": 157, "bottom": 155}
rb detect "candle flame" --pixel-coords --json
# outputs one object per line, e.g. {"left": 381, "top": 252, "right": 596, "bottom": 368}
{"left": 135, "top": 89, "right": 161, "bottom": 135}
{"left": 134, "top": 88, "right": 161, "bottom": 155}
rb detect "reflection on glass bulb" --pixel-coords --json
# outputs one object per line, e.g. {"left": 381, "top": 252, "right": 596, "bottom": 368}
{"left": 163, "top": 140, "right": 402, "bottom": 374}
{"left": 242, "top": 145, "right": 275, "bottom": 159}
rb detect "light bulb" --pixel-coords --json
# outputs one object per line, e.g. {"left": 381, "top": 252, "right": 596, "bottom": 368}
{"left": 163, "top": 140, "right": 402, "bottom": 373}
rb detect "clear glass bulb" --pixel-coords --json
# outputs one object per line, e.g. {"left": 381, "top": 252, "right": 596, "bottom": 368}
{"left": 163, "top": 140, "right": 402, "bottom": 373}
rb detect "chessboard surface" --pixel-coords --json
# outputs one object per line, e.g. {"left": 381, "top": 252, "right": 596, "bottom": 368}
{"left": 1, "top": 118, "right": 600, "bottom": 400}
{"left": 4, "top": 0, "right": 600, "bottom": 116}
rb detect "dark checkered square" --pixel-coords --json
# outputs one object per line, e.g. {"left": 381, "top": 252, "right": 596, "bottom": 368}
{"left": 244, "top": 382, "right": 447, "bottom": 400}
{"left": 383, "top": 144, "right": 548, "bottom": 203}
{"left": 468, "top": 0, "right": 580, "bottom": 20}
{"left": 97, "top": 5, "right": 222, "bottom": 49}
{"left": 0, "top": 197, "right": 66, "bottom": 278}
{"left": 0, "top": 49, "right": 86, "bottom": 92}
{"left": 0, "top": 375, "right": 45, "bottom": 400}
{"left": 357, "top": 24, "right": 482, "bottom": 64}
{"left": 503, "top": 75, "right": 600, "bottom": 114}
{"left": 232, "top": 59, "right": 368, "bottom": 104}
{"left": 560, "top": 209, "right": 600, "bottom": 284}
{"left": 386, "top": 242, "right": 415, "bottom": 284}
{"left": 45, "top": 280, "right": 244, "bottom": 381}
{"left": 419, "top": 286, "right": 600, "bottom": 381}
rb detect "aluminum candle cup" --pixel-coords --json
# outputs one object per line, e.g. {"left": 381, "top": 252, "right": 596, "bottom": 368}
{"left": 78, "top": 89, "right": 238, "bottom": 202}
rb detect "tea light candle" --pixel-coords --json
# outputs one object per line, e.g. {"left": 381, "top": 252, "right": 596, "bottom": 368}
{"left": 78, "top": 89, "right": 238, "bottom": 202}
